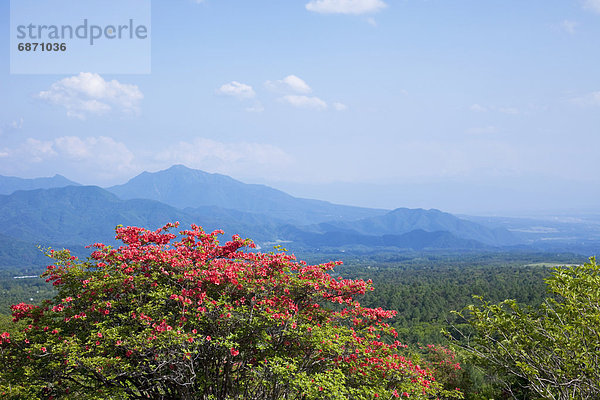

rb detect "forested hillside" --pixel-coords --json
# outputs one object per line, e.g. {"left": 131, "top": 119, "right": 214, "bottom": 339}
{"left": 0, "top": 223, "right": 592, "bottom": 399}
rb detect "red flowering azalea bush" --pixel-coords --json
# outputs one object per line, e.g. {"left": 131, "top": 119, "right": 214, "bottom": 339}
{"left": 417, "top": 345, "right": 465, "bottom": 397}
{"left": 0, "top": 223, "right": 462, "bottom": 400}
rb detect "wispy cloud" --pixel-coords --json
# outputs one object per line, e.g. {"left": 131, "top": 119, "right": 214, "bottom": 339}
{"left": 280, "top": 95, "right": 328, "bottom": 110}
{"left": 264, "top": 75, "right": 335, "bottom": 110}
{"left": 216, "top": 75, "right": 343, "bottom": 113}
{"left": 466, "top": 125, "right": 498, "bottom": 136}
{"left": 498, "top": 107, "right": 519, "bottom": 115}
{"left": 153, "top": 137, "right": 293, "bottom": 179}
{"left": 0, "top": 136, "right": 135, "bottom": 182}
{"left": 245, "top": 102, "right": 265, "bottom": 113}
{"left": 54, "top": 136, "right": 133, "bottom": 165}
{"left": 583, "top": 0, "right": 600, "bottom": 13}
{"left": 570, "top": 91, "right": 600, "bottom": 107}
{"left": 0, "top": 117, "right": 24, "bottom": 136}
{"left": 8, "top": 118, "right": 24, "bottom": 130}
{"left": 306, "top": 0, "right": 387, "bottom": 15}
{"left": 470, "top": 104, "right": 488, "bottom": 112}
{"left": 0, "top": 134, "right": 294, "bottom": 184}
{"left": 18, "top": 138, "right": 57, "bottom": 163}
{"left": 37, "top": 73, "right": 143, "bottom": 119}
{"left": 560, "top": 19, "right": 578, "bottom": 34}
{"left": 469, "top": 103, "right": 519, "bottom": 114}
{"left": 265, "top": 75, "right": 312, "bottom": 94}
{"left": 332, "top": 102, "right": 348, "bottom": 111}
{"left": 216, "top": 81, "right": 256, "bottom": 99}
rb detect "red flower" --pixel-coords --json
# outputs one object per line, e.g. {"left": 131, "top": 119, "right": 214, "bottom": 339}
{"left": 230, "top": 348, "right": 239, "bottom": 356}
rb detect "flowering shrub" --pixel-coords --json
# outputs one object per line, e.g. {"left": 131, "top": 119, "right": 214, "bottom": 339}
{"left": 0, "top": 223, "right": 462, "bottom": 399}
{"left": 417, "top": 344, "right": 465, "bottom": 398}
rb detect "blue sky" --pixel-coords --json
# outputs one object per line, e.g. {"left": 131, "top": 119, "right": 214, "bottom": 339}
{"left": 1, "top": 0, "right": 599, "bottom": 214}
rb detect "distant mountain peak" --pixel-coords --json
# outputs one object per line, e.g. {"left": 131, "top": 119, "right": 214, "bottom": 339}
{"left": 141, "top": 165, "right": 234, "bottom": 181}
{"left": 107, "top": 165, "right": 386, "bottom": 224}
{"left": 164, "top": 164, "right": 215, "bottom": 174}
{"left": 389, "top": 207, "right": 442, "bottom": 214}
{"left": 0, "top": 173, "right": 81, "bottom": 195}
{"left": 316, "top": 206, "right": 518, "bottom": 246}
{"left": 168, "top": 164, "right": 193, "bottom": 171}
{"left": 163, "top": 164, "right": 197, "bottom": 173}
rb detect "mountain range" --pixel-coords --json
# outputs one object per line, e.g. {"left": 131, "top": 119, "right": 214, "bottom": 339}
{"left": 0, "top": 165, "right": 596, "bottom": 270}
{"left": 0, "top": 174, "right": 79, "bottom": 195}
{"left": 107, "top": 165, "right": 385, "bottom": 224}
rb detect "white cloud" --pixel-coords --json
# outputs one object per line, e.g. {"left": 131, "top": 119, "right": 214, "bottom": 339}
{"left": 37, "top": 73, "right": 143, "bottom": 119}
{"left": 0, "top": 118, "right": 24, "bottom": 136}
{"left": 24, "top": 138, "right": 58, "bottom": 162}
{"left": 9, "top": 118, "right": 24, "bottom": 129}
{"left": 560, "top": 20, "right": 578, "bottom": 34}
{"left": 589, "top": 92, "right": 600, "bottom": 105}
{"left": 367, "top": 17, "right": 377, "bottom": 26}
{"left": 280, "top": 95, "right": 328, "bottom": 110}
{"left": 306, "top": 0, "right": 387, "bottom": 15}
{"left": 54, "top": 136, "right": 90, "bottom": 160}
{"left": 470, "top": 104, "right": 487, "bottom": 112}
{"left": 332, "top": 102, "right": 348, "bottom": 111}
{"left": 583, "top": 0, "right": 600, "bottom": 13}
{"left": 295, "top": 138, "right": 521, "bottom": 183}
{"left": 469, "top": 104, "right": 519, "bottom": 114}
{"left": 498, "top": 107, "right": 519, "bottom": 115}
{"left": 54, "top": 136, "right": 132, "bottom": 164}
{"left": 466, "top": 126, "right": 498, "bottom": 136}
{"left": 0, "top": 135, "right": 293, "bottom": 184}
{"left": 0, "top": 136, "right": 135, "bottom": 182}
{"left": 246, "top": 102, "right": 265, "bottom": 113}
{"left": 53, "top": 136, "right": 135, "bottom": 179}
{"left": 0, "top": 138, "right": 57, "bottom": 166}
{"left": 265, "top": 75, "right": 312, "bottom": 94}
{"left": 216, "top": 81, "right": 256, "bottom": 99}
{"left": 264, "top": 75, "right": 345, "bottom": 112}
{"left": 570, "top": 91, "right": 600, "bottom": 107}
{"left": 154, "top": 138, "right": 293, "bottom": 179}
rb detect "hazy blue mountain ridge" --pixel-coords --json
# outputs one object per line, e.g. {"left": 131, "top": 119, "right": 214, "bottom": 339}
{"left": 0, "top": 174, "right": 80, "bottom": 195}
{"left": 0, "top": 186, "right": 291, "bottom": 247}
{"left": 0, "top": 233, "right": 90, "bottom": 272}
{"left": 314, "top": 208, "right": 518, "bottom": 246}
{"left": 107, "top": 165, "right": 387, "bottom": 225}
{"left": 278, "top": 225, "right": 488, "bottom": 250}
{"left": 0, "top": 186, "right": 189, "bottom": 245}
{"left": 3, "top": 165, "right": 591, "bottom": 270}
